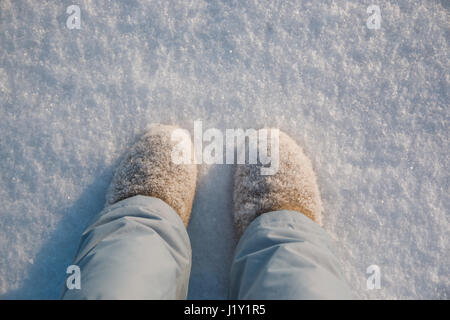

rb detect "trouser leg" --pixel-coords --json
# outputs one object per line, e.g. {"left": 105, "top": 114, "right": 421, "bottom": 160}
{"left": 61, "top": 195, "right": 191, "bottom": 299}
{"left": 229, "top": 210, "right": 353, "bottom": 299}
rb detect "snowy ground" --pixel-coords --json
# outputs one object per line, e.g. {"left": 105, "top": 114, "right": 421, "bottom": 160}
{"left": 0, "top": 0, "right": 448, "bottom": 299}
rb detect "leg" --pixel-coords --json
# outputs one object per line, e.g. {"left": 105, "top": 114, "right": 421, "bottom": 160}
{"left": 231, "top": 129, "right": 353, "bottom": 299}
{"left": 229, "top": 210, "right": 352, "bottom": 299}
{"left": 62, "top": 195, "right": 191, "bottom": 299}
{"left": 62, "top": 125, "right": 197, "bottom": 299}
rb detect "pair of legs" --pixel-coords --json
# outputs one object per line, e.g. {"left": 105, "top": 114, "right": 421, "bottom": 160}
{"left": 61, "top": 125, "right": 352, "bottom": 299}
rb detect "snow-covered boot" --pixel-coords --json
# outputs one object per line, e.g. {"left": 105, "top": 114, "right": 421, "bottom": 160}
{"left": 233, "top": 130, "right": 323, "bottom": 236}
{"left": 106, "top": 124, "right": 197, "bottom": 227}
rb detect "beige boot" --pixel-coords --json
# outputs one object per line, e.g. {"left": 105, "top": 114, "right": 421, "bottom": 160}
{"left": 106, "top": 124, "right": 197, "bottom": 227}
{"left": 233, "top": 130, "right": 323, "bottom": 236}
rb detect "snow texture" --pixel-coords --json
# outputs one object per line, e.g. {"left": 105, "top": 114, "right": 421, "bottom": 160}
{"left": 0, "top": 0, "right": 448, "bottom": 299}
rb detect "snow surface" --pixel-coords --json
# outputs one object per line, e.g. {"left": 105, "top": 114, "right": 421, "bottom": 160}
{"left": 0, "top": 0, "right": 448, "bottom": 299}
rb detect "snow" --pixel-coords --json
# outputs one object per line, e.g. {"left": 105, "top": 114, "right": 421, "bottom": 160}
{"left": 0, "top": 0, "right": 448, "bottom": 299}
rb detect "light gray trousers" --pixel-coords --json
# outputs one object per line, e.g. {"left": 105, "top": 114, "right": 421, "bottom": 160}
{"left": 61, "top": 195, "right": 352, "bottom": 299}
